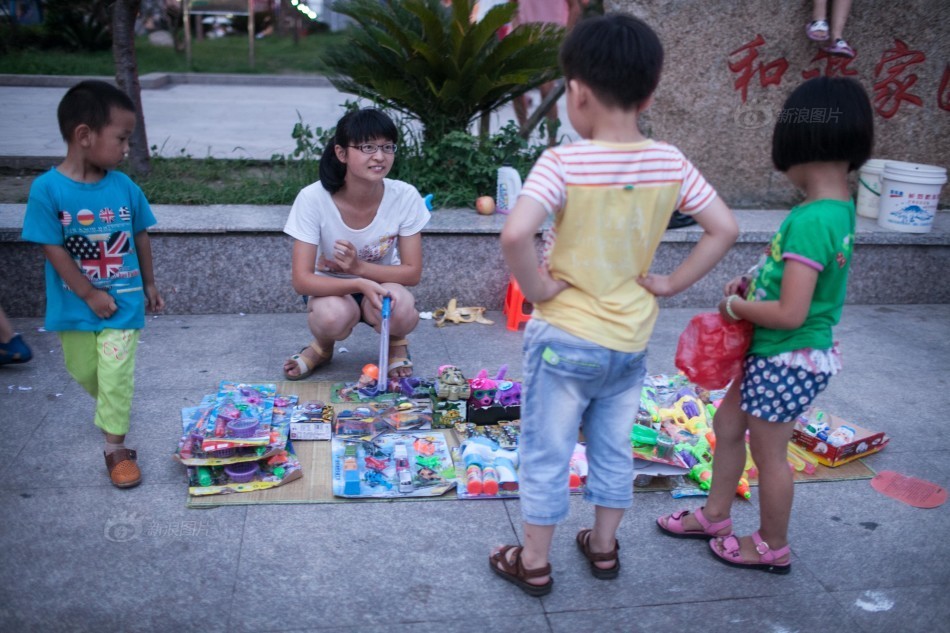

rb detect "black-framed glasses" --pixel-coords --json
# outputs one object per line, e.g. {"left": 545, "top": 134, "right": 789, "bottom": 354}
{"left": 350, "top": 143, "right": 398, "bottom": 155}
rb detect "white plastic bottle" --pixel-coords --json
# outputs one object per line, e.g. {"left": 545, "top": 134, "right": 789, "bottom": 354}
{"left": 496, "top": 164, "right": 522, "bottom": 214}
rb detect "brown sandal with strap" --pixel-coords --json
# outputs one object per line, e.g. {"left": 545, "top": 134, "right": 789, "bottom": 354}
{"left": 576, "top": 528, "right": 621, "bottom": 579}
{"left": 104, "top": 448, "right": 142, "bottom": 488}
{"left": 488, "top": 545, "right": 553, "bottom": 597}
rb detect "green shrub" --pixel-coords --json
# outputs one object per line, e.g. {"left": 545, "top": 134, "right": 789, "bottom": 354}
{"left": 277, "top": 102, "right": 547, "bottom": 209}
{"left": 322, "top": 0, "right": 564, "bottom": 143}
{"left": 43, "top": 0, "right": 112, "bottom": 52}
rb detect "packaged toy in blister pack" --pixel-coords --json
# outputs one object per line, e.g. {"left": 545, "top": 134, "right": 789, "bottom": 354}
{"left": 186, "top": 443, "right": 303, "bottom": 496}
{"left": 175, "top": 382, "right": 297, "bottom": 465}
{"left": 331, "top": 430, "right": 457, "bottom": 498}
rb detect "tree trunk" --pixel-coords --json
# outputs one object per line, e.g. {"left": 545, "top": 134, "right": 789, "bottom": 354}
{"left": 112, "top": 0, "right": 151, "bottom": 176}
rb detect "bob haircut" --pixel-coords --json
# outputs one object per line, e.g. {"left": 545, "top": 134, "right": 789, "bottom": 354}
{"left": 319, "top": 108, "right": 399, "bottom": 194}
{"left": 57, "top": 80, "right": 136, "bottom": 142}
{"left": 771, "top": 76, "right": 873, "bottom": 173}
{"left": 559, "top": 13, "right": 663, "bottom": 111}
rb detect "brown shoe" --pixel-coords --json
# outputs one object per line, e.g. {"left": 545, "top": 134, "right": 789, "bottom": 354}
{"left": 104, "top": 448, "right": 142, "bottom": 488}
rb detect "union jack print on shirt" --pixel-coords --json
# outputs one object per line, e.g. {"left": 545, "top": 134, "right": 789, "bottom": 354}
{"left": 65, "top": 231, "right": 132, "bottom": 280}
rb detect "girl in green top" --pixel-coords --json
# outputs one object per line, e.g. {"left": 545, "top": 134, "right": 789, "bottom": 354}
{"left": 657, "top": 77, "right": 874, "bottom": 574}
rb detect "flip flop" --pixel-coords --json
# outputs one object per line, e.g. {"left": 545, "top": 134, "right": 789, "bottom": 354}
{"left": 283, "top": 341, "right": 332, "bottom": 381}
{"left": 489, "top": 545, "right": 553, "bottom": 597}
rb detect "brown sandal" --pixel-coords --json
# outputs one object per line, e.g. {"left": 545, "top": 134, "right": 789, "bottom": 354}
{"left": 104, "top": 449, "right": 141, "bottom": 488}
{"left": 488, "top": 545, "right": 553, "bottom": 597}
{"left": 576, "top": 528, "right": 620, "bottom": 579}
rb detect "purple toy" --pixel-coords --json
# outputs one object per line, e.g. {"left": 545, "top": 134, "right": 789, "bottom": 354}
{"left": 224, "top": 461, "right": 260, "bottom": 483}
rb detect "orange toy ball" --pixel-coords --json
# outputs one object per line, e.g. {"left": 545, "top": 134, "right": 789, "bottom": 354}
{"left": 475, "top": 196, "right": 496, "bottom": 215}
{"left": 362, "top": 364, "right": 379, "bottom": 380}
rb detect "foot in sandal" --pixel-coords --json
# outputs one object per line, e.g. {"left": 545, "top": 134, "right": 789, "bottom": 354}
{"left": 709, "top": 531, "right": 791, "bottom": 574}
{"left": 576, "top": 528, "right": 621, "bottom": 579}
{"left": 488, "top": 545, "right": 552, "bottom": 597}
{"left": 656, "top": 506, "right": 733, "bottom": 539}
{"left": 283, "top": 340, "right": 332, "bottom": 381}
{"left": 387, "top": 337, "right": 413, "bottom": 378}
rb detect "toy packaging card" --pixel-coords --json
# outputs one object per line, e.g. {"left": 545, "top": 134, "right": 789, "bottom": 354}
{"left": 289, "top": 400, "right": 334, "bottom": 441}
{"left": 186, "top": 443, "right": 303, "bottom": 496}
{"left": 176, "top": 385, "right": 297, "bottom": 466}
{"left": 331, "top": 430, "right": 456, "bottom": 498}
{"left": 792, "top": 408, "right": 889, "bottom": 467}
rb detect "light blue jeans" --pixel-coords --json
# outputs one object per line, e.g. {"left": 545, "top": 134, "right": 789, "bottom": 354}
{"left": 518, "top": 319, "right": 647, "bottom": 525}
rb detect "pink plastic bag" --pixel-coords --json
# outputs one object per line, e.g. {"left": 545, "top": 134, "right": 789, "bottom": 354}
{"left": 675, "top": 312, "right": 753, "bottom": 390}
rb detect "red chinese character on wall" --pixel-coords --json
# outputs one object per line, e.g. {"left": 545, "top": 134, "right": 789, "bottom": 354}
{"left": 728, "top": 34, "right": 789, "bottom": 103}
{"left": 873, "top": 39, "right": 925, "bottom": 119}
{"left": 801, "top": 49, "right": 859, "bottom": 80}
{"left": 939, "top": 64, "right": 950, "bottom": 112}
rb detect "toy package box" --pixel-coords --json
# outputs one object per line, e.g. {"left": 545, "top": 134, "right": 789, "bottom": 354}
{"left": 289, "top": 400, "right": 334, "bottom": 441}
{"left": 792, "top": 408, "right": 889, "bottom": 467}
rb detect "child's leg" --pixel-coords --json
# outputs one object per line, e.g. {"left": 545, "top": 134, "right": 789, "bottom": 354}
{"left": 811, "top": 0, "right": 828, "bottom": 21}
{"left": 578, "top": 343, "right": 647, "bottom": 573}
{"left": 59, "top": 331, "right": 100, "bottom": 398}
{"left": 658, "top": 380, "right": 746, "bottom": 534}
{"left": 90, "top": 329, "right": 140, "bottom": 437}
{"left": 747, "top": 415, "right": 796, "bottom": 551}
{"left": 704, "top": 381, "right": 749, "bottom": 519}
{"left": 828, "top": 0, "right": 852, "bottom": 40}
{"left": 589, "top": 506, "right": 624, "bottom": 571}
{"left": 491, "top": 321, "right": 595, "bottom": 587}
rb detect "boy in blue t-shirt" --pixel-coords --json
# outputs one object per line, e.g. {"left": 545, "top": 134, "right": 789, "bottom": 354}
{"left": 21, "top": 80, "right": 164, "bottom": 488}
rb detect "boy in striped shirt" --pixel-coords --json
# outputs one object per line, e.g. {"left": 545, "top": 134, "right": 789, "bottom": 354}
{"left": 491, "top": 13, "right": 738, "bottom": 596}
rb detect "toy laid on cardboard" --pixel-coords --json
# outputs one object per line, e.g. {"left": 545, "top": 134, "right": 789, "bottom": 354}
{"left": 331, "top": 430, "right": 456, "bottom": 498}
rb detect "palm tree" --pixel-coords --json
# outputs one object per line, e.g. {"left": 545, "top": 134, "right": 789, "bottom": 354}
{"left": 322, "top": 0, "right": 564, "bottom": 143}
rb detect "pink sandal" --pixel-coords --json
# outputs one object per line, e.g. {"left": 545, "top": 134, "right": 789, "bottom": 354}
{"left": 709, "top": 531, "right": 791, "bottom": 574}
{"left": 656, "top": 507, "right": 733, "bottom": 540}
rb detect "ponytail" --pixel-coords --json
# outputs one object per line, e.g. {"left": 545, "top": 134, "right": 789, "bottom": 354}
{"left": 318, "top": 133, "right": 347, "bottom": 194}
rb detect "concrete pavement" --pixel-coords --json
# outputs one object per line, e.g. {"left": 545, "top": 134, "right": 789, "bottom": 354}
{"left": 0, "top": 73, "right": 948, "bottom": 633}
{"left": 1, "top": 305, "right": 948, "bottom": 633}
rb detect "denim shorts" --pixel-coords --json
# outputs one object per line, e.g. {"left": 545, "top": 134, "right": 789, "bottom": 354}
{"left": 518, "top": 319, "right": 647, "bottom": 525}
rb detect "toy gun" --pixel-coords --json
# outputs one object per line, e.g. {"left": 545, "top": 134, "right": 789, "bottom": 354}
{"left": 638, "top": 385, "right": 660, "bottom": 425}
{"left": 677, "top": 436, "right": 714, "bottom": 490}
{"left": 460, "top": 436, "right": 516, "bottom": 495}
{"left": 736, "top": 476, "right": 751, "bottom": 500}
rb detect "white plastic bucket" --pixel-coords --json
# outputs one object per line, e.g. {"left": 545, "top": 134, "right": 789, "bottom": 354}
{"left": 877, "top": 161, "right": 947, "bottom": 233}
{"left": 856, "top": 158, "right": 886, "bottom": 219}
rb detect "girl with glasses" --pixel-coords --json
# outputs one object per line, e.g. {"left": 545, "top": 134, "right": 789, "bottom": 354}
{"left": 282, "top": 108, "right": 430, "bottom": 382}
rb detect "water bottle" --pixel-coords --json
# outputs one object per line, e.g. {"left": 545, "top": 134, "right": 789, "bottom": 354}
{"left": 496, "top": 163, "right": 522, "bottom": 214}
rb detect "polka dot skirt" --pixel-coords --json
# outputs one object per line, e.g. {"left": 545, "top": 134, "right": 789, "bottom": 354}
{"left": 739, "top": 355, "right": 831, "bottom": 423}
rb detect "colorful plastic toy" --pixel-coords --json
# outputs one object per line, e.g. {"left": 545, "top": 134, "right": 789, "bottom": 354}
{"left": 436, "top": 365, "right": 471, "bottom": 401}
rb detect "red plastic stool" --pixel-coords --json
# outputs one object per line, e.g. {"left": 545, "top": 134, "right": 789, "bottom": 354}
{"left": 504, "top": 277, "right": 533, "bottom": 331}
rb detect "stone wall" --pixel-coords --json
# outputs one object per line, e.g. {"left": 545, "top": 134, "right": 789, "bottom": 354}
{"left": 608, "top": 0, "right": 949, "bottom": 208}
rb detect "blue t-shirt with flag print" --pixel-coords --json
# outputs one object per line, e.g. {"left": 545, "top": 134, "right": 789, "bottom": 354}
{"left": 22, "top": 168, "right": 156, "bottom": 332}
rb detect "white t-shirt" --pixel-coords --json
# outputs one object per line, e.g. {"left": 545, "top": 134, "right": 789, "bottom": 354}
{"left": 284, "top": 178, "right": 430, "bottom": 278}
